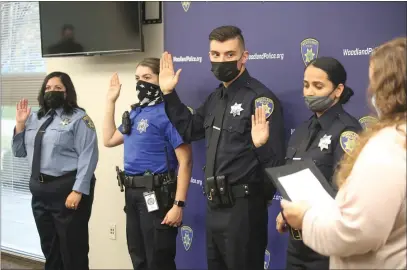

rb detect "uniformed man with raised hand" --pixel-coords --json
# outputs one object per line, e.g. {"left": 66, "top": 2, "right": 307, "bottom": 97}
{"left": 159, "top": 25, "right": 286, "bottom": 270}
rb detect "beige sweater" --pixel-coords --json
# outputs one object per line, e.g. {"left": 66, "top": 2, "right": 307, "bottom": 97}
{"left": 302, "top": 125, "right": 406, "bottom": 269}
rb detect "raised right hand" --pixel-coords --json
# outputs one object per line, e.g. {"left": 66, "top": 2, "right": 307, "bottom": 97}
{"left": 159, "top": 51, "right": 182, "bottom": 94}
{"left": 276, "top": 212, "right": 288, "bottom": 233}
{"left": 16, "top": 99, "right": 31, "bottom": 124}
{"left": 107, "top": 73, "right": 122, "bottom": 103}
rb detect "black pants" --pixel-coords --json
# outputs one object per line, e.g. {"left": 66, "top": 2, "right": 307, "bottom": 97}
{"left": 206, "top": 193, "right": 268, "bottom": 270}
{"left": 286, "top": 234, "right": 329, "bottom": 270}
{"left": 125, "top": 187, "right": 178, "bottom": 270}
{"left": 30, "top": 173, "right": 95, "bottom": 270}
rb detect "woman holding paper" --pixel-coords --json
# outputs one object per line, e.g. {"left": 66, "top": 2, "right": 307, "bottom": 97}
{"left": 281, "top": 37, "right": 406, "bottom": 269}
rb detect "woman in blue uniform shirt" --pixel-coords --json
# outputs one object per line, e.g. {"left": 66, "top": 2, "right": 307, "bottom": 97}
{"left": 12, "top": 71, "right": 98, "bottom": 270}
{"left": 103, "top": 57, "right": 192, "bottom": 270}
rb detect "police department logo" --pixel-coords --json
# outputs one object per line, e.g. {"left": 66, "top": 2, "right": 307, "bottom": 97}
{"left": 301, "top": 38, "right": 319, "bottom": 66}
{"left": 264, "top": 250, "right": 271, "bottom": 269}
{"left": 181, "top": 1, "right": 191, "bottom": 12}
{"left": 81, "top": 115, "right": 95, "bottom": 130}
{"left": 358, "top": 115, "right": 378, "bottom": 130}
{"left": 255, "top": 97, "right": 274, "bottom": 119}
{"left": 340, "top": 131, "right": 359, "bottom": 155}
{"left": 180, "top": 226, "right": 193, "bottom": 251}
{"left": 147, "top": 198, "right": 155, "bottom": 205}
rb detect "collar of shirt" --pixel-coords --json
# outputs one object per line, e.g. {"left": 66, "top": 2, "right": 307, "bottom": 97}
{"left": 137, "top": 102, "right": 163, "bottom": 113}
{"left": 313, "top": 102, "right": 344, "bottom": 131}
{"left": 218, "top": 68, "right": 251, "bottom": 99}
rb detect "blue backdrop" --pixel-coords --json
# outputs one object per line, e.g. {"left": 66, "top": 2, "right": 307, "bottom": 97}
{"left": 163, "top": 2, "right": 407, "bottom": 269}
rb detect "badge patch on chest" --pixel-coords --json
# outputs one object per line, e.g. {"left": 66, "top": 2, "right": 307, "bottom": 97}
{"left": 137, "top": 119, "right": 149, "bottom": 133}
{"left": 340, "top": 131, "right": 359, "bottom": 155}
{"left": 60, "top": 118, "right": 71, "bottom": 126}
{"left": 230, "top": 102, "right": 244, "bottom": 117}
{"left": 82, "top": 115, "right": 95, "bottom": 130}
{"left": 318, "top": 134, "right": 332, "bottom": 151}
{"left": 255, "top": 97, "right": 274, "bottom": 119}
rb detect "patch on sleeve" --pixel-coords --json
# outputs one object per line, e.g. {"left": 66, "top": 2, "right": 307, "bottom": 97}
{"left": 82, "top": 115, "right": 95, "bottom": 131}
{"left": 255, "top": 97, "right": 274, "bottom": 119}
{"left": 358, "top": 116, "right": 378, "bottom": 130}
{"left": 339, "top": 131, "right": 359, "bottom": 155}
{"left": 187, "top": 106, "right": 194, "bottom": 115}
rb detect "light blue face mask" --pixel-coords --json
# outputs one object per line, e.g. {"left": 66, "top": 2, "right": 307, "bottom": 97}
{"left": 371, "top": 95, "right": 381, "bottom": 117}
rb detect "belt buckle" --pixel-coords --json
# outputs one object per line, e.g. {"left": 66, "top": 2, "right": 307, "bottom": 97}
{"left": 39, "top": 174, "right": 44, "bottom": 183}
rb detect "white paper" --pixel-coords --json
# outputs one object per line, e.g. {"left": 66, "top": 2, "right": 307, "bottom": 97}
{"left": 278, "top": 168, "right": 334, "bottom": 206}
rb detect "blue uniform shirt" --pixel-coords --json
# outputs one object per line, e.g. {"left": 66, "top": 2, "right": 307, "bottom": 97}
{"left": 118, "top": 102, "right": 184, "bottom": 175}
{"left": 12, "top": 108, "right": 99, "bottom": 195}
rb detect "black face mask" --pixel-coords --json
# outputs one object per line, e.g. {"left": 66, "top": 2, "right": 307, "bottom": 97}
{"left": 211, "top": 60, "right": 241, "bottom": 82}
{"left": 44, "top": 91, "right": 65, "bottom": 109}
{"left": 136, "top": 80, "right": 163, "bottom": 107}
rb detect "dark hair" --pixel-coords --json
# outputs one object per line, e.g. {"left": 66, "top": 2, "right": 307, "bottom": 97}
{"left": 62, "top": 24, "right": 74, "bottom": 33}
{"left": 37, "top": 71, "right": 84, "bottom": 119}
{"left": 209, "top": 25, "right": 245, "bottom": 50}
{"left": 136, "top": 57, "right": 160, "bottom": 75}
{"left": 307, "top": 57, "right": 354, "bottom": 104}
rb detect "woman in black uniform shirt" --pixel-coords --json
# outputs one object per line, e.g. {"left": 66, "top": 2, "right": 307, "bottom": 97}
{"left": 276, "top": 57, "right": 362, "bottom": 270}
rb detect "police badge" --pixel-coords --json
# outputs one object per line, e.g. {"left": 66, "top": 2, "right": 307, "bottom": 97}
{"left": 180, "top": 225, "right": 193, "bottom": 251}
{"left": 301, "top": 38, "right": 319, "bottom": 66}
{"left": 181, "top": 1, "right": 191, "bottom": 12}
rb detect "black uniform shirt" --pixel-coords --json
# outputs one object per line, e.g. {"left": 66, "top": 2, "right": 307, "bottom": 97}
{"left": 285, "top": 102, "right": 362, "bottom": 260}
{"left": 163, "top": 69, "right": 286, "bottom": 185}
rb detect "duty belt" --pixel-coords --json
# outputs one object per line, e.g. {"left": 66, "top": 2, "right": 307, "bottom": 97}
{"left": 124, "top": 172, "right": 175, "bottom": 189}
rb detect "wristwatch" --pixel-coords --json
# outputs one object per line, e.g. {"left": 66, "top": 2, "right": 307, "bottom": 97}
{"left": 173, "top": 200, "right": 186, "bottom": 207}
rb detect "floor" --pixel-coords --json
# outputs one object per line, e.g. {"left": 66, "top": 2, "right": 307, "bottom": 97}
{"left": 1, "top": 252, "right": 44, "bottom": 269}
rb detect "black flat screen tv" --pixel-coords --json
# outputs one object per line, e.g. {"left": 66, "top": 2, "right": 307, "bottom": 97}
{"left": 39, "top": 1, "right": 144, "bottom": 57}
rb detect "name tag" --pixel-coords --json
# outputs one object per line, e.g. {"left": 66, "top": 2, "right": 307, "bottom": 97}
{"left": 143, "top": 191, "right": 159, "bottom": 212}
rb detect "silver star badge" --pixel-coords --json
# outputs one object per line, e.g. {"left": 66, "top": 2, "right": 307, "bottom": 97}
{"left": 60, "top": 118, "right": 71, "bottom": 126}
{"left": 318, "top": 134, "right": 332, "bottom": 151}
{"left": 230, "top": 103, "right": 244, "bottom": 117}
{"left": 137, "top": 119, "right": 149, "bottom": 133}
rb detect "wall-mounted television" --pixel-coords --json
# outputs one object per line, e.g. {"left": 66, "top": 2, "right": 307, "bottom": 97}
{"left": 39, "top": 1, "right": 144, "bottom": 57}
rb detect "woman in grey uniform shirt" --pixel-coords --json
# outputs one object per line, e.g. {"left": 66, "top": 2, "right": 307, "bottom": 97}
{"left": 12, "top": 71, "right": 98, "bottom": 270}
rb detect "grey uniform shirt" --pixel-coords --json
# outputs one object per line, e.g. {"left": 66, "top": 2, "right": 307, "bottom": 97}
{"left": 12, "top": 108, "right": 98, "bottom": 195}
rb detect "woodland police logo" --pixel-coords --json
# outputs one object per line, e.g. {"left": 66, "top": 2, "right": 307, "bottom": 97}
{"left": 301, "top": 38, "right": 319, "bottom": 66}
{"left": 264, "top": 250, "right": 271, "bottom": 269}
{"left": 181, "top": 1, "right": 191, "bottom": 12}
{"left": 255, "top": 97, "right": 274, "bottom": 119}
{"left": 358, "top": 116, "right": 378, "bottom": 130}
{"left": 340, "top": 131, "right": 359, "bottom": 155}
{"left": 180, "top": 226, "right": 193, "bottom": 251}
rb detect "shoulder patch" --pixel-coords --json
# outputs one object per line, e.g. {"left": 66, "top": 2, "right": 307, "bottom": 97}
{"left": 82, "top": 115, "right": 95, "bottom": 131}
{"left": 358, "top": 116, "right": 378, "bottom": 130}
{"left": 339, "top": 131, "right": 358, "bottom": 155}
{"left": 255, "top": 97, "right": 274, "bottom": 119}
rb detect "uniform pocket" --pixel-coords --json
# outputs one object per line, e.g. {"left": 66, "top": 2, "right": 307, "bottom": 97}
{"left": 25, "top": 127, "right": 37, "bottom": 146}
{"left": 223, "top": 117, "right": 247, "bottom": 134}
{"left": 48, "top": 127, "right": 74, "bottom": 147}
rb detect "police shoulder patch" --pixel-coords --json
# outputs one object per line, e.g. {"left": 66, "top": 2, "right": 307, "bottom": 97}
{"left": 339, "top": 130, "right": 359, "bottom": 155}
{"left": 358, "top": 115, "right": 378, "bottom": 130}
{"left": 254, "top": 97, "right": 274, "bottom": 119}
{"left": 82, "top": 115, "right": 95, "bottom": 131}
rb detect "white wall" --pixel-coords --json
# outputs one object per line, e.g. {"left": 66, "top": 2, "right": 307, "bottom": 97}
{"left": 46, "top": 23, "right": 163, "bottom": 269}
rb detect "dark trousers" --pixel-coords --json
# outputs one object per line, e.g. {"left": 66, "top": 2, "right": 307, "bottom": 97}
{"left": 206, "top": 193, "right": 268, "bottom": 270}
{"left": 30, "top": 173, "right": 95, "bottom": 270}
{"left": 286, "top": 238, "right": 329, "bottom": 270}
{"left": 125, "top": 187, "right": 178, "bottom": 270}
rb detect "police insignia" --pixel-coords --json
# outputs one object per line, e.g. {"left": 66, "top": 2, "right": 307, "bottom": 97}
{"left": 358, "top": 116, "right": 378, "bottom": 130}
{"left": 340, "top": 131, "right": 359, "bottom": 155}
{"left": 255, "top": 97, "right": 274, "bottom": 119}
{"left": 180, "top": 226, "right": 193, "bottom": 251}
{"left": 301, "top": 38, "right": 319, "bottom": 66}
{"left": 82, "top": 115, "right": 95, "bottom": 130}
{"left": 264, "top": 250, "right": 271, "bottom": 269}
{"left": 181, "top": 1, "right": 191, "bottom": 12}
